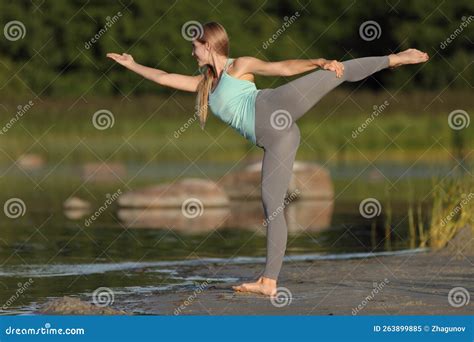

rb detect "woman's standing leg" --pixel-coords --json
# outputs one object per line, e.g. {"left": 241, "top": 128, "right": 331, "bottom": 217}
{"left": 232, "top": 97, "right": 301, "bottom": 296}
{"left": 259, "top": 124, "right": 301, "bottom": 280}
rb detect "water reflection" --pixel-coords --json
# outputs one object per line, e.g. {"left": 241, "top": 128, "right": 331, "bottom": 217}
{"left": 115, "top": 199, "right": 334, "bottom": 232}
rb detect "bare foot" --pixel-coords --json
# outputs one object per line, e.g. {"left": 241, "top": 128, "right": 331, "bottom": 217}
{"left": 388, "top": 48, "right": 429, "bottom": 69}
{"left": 232, "top": 276, "right": 277, "bottom": 297}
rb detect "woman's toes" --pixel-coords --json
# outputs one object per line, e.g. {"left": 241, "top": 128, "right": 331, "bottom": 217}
{"left": 233, "top": 284, "right": 246, "bottom": 291}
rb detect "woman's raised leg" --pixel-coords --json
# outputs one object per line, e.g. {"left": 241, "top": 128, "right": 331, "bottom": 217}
{"left": 256, "top": 55, "right": 391, "bottom": 124}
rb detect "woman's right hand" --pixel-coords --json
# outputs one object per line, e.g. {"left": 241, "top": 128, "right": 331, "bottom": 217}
{"left": 319, "top": 59, "right": 344, "bottom": 78}
{"left": 106, "top": 52, "right": 135, "bottom": 68}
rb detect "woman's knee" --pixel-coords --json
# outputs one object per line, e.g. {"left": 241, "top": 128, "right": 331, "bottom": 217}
{"left": 282, "top": 124, "right": 301, "bottom": 148}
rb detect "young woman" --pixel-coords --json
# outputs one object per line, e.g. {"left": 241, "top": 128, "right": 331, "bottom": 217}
{"left": 107, "top": 21, "right": 429, "bottom": 297}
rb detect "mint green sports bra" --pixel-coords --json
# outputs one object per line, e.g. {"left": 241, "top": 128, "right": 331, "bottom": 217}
{"left": 208, "top": 58, "right": 260, "bottom": 145}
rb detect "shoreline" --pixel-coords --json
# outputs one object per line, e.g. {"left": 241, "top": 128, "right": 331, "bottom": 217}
{"left": 32, "top": 245, "right": 474, "bottom": 315}
{"left": 125, "top": 249, "right": 473, "bottom": 315}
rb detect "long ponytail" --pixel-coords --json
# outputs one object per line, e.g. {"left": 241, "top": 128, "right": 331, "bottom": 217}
{"left": 194, "top": 22, "right": 229, "bottom": 129}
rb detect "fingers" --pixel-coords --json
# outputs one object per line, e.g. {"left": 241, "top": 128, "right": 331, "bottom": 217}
{"left": 106, "top": 52, "right": 132, "bottom": 62}
{"left": 324, "top": 60, "right": 344, "bottom": 78}
{"left": 337, "top": 62, "right": 344, "bottom": 78}
{"left": 106, "top": 53, "right": 122, "bottom": 62}
{"left": 333, "top": 60, "right": 344, "bottom": 78}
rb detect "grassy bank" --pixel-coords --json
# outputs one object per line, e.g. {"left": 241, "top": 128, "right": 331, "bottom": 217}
{"left": 0, "top": 89, "right": 472, "bottom": 163}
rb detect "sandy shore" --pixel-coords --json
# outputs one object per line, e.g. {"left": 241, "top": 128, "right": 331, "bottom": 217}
{"left": 36, "top": 227, "right": 474, "bottom": 315}
{"left": 123, "top": 250, "right": 473, "bottom": 315}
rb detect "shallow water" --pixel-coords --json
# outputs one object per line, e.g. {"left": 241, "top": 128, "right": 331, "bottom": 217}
{"left": 0, "top": 159, "right": 469, "bottom": 314}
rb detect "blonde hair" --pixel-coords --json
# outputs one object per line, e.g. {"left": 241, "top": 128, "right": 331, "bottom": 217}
{"left": 195, "top": 22, "right": 229, "bottom": 129}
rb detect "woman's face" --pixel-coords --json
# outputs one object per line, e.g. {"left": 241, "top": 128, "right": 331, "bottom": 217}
{"left": 192, "top": 40, "right": 209, "bottom": 67}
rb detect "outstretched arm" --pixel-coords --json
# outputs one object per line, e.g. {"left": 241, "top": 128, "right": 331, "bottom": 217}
{"left": 234, "top": 56, "right": 344, "bottom": 78}
{"left": 106, "top": 53, "right": 204, "bottom": 92}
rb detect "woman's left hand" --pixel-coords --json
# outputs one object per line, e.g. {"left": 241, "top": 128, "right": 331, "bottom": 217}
{"left": 320, "top": 59, "right": 345, "bottom": 78}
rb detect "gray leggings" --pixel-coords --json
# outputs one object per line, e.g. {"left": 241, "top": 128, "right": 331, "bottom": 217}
{"left": 254, "top": 55, "right": 390, "bottom": 280}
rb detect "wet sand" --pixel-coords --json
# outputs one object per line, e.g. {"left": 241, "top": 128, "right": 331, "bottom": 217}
{"left": 122, "top": 249, "right": 473, "bottom": 315}
{"left": 37, "top": 227, "right": 474, "bottom": 316}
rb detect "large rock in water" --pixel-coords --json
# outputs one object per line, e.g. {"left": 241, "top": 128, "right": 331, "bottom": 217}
{"left": 217, "top": 161, "right": 334, "bottom": 200}
{"left": 117, "top": 178, "right": 230, "bottom": 230}
{"left": 118, "top": 178, "right": 229, "bottom": 208}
